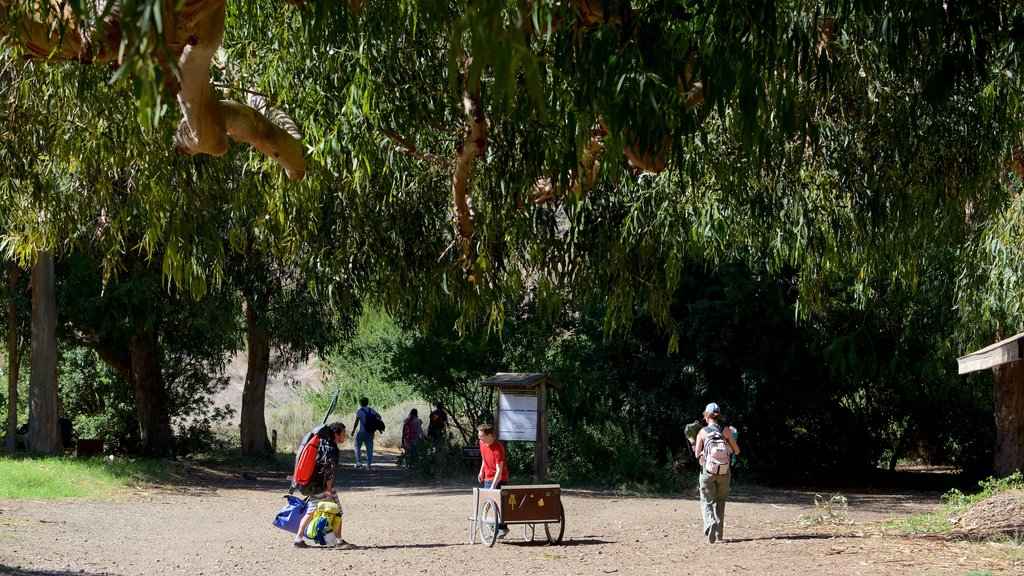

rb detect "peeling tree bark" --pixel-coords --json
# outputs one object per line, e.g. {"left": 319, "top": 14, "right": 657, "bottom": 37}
{"left": 533, "top": 126, "right": 606, "bottom": 204}
{"left": 452, "top": 89, "right": 487, "bottom": 275}
{"left": 1, "top": 0, "right": 306, "bottom": 180}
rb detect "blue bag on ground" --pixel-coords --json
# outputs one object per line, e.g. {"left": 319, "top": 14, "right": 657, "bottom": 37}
{"left": 272, "top": 495, "right": 308, "bottom": 533}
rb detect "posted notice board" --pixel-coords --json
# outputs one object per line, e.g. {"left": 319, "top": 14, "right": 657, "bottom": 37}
{"left": 497, "top": 391, "right": 539, "bottom": 441}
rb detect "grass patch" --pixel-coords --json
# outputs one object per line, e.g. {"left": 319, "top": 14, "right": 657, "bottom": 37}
{"left": 943, "top": 472, "right": 1024, "bottom": 511}
{"left": 883, "top": 512, "right": 955, "bottom": 534}
{"left": 0, "top": 456, "right": 172, "bottom": 499}
{"left": 883, "top": 472, "right": 1024, "bottom": 539}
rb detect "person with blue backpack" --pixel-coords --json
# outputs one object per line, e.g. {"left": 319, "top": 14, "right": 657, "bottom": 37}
{"left": 693, "top": 402, "right": 740, "bottom": 544}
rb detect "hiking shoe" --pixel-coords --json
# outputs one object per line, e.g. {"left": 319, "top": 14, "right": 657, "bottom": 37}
{"left": 707, "top": 522, "right": 718, "bottom": 544}
{"left": 496, "top": 527, "right": 508, "bottom": 539}
{"left": 334, "top": 541, "right": 358, "bottom": 550}
{"left": 293, "top": 540, "right": 309, "bottom": 548}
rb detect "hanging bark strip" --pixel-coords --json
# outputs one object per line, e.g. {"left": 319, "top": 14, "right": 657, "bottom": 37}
{"left": 170, "top": 2, "right": 305, "bottom": 180}
{"left": 533, "top": 125, "right": 607, "bottom": 205}
{"left": 0, "top": 0, "right": 306, "bottom": 180}
{"left": 452, "top": 88, "right": 487, "bottom": 278}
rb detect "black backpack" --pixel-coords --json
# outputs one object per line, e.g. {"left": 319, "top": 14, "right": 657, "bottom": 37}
{"left": 362, "top": 408, "right": 386, "bottom": 434}
{"left": 427, "top": 410, "right": 447, "bottom": 439}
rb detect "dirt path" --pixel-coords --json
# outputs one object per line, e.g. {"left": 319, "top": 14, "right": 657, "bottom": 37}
{"left": 0, "top": 455, "right": 1018, "bottom": 576}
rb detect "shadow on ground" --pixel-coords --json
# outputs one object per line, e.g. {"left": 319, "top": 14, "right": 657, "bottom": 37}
{"left": 0, "top": 566, "right": 118, "bottom": 576}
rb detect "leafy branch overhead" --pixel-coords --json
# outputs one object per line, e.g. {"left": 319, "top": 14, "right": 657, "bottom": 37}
{"left": 0, "top": 0, "right": 305, "bottom": 179}
{"left": 3, "top": 0, "right": 1024, "bottom": 344}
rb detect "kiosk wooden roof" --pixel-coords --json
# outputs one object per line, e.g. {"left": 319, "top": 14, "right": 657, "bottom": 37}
{"left": 957, "top": 332, "right": 1024, "bottom": 374}
{"left": 480, "top": 373, "right": 564, "bottom": 389}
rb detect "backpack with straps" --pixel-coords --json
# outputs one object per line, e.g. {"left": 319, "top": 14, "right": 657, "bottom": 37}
{"left": 361, "top": 408, "right": 386, "bottom": 434}
{"left": 291, "top": 425, "right": 337, "bottom": 495}
{"left": 427, "top": 410, "right": 447, "bottom": 439}
{"left": 402, "top": 418, "right": 416, "bottom": 445}
{"left": 304, "top": 501, "right": 343, "bottom": 546}
{"left": 700, "top": 425, "right": 732, "bottom": 474}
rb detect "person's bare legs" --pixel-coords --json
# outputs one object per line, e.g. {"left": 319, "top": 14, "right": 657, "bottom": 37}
{"left": 294, "top": 511, "right": 314, "bottom": 546}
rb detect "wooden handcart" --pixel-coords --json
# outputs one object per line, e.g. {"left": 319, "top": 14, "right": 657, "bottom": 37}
{"left": 468, "top": 484, "right": 565, "bottom": 547}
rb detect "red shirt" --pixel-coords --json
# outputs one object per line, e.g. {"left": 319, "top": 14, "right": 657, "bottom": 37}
{"left": 479, "top": 439, "right": 509, "bottom": 482}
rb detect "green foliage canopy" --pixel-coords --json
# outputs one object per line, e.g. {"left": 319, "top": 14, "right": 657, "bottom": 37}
{"left": 2, "top": 1, "right": 1023, "bottom": 349}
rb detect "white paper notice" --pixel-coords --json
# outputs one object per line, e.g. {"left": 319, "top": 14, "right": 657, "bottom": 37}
{"left": 498, "top": 391, "right": 538, "bottom": 441}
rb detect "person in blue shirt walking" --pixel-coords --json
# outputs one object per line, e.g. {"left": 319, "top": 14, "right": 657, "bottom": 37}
{"left": 352, "top": 397, "right": 380, "bottom": 468}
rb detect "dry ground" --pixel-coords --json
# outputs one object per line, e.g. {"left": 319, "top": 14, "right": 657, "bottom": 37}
{"left": 1, "top": 454, "right": 1020, "bottom": 576}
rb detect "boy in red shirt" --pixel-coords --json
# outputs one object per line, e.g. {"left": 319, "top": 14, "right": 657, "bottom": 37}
{"left": 477, "top": 423, "right": 510, "bottom": 538}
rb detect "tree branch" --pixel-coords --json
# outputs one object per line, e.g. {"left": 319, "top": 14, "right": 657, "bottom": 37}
{"left": 220, "top": 99, "right": 306, "bottom": 180}
{"left": 452, "top": 87, "right": 487, "bottom": 275}
{"left": 171, "top": 3, "right": 305, "bottom": 179}
{"left": 532, "top": 126, "right": 606, "bottom": 204}
{"left": 381, "top": 126, "right": 452, "bottom": 171}
{"left": 172, "top": 2, "right": 229, "bottom": 157}
{"left": 2, "top": 0, "right": 306, "bottom": 180}
{"left": 0, "top": 0, "right": 119, "bottom": 63}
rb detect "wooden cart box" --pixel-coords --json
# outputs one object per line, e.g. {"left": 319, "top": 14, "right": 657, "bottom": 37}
{"left": 498, "top": 484, "right": 561, "bottom": 523}
{"left": 469, "top": 484, "right": 565, "bottom": 547}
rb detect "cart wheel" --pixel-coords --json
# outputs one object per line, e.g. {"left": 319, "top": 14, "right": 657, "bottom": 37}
{"left": 479, "top": 499, "right": 499, "bottom": 548}
{"left": 544, "top": 503, "right": 565, "bottom": 545}
{"left": 523, "top": 523, "right": 535, "bottom": 542}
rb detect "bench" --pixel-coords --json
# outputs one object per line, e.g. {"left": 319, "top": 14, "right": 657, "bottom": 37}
{"left": 75, "top": 438, "right": 104, "bottom": 457}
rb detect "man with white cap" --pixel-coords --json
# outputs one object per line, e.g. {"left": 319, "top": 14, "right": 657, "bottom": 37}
{"left": 693, "top": 402, "right": 740, "bottom": 543}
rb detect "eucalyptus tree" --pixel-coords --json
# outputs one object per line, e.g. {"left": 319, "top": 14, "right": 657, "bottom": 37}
{"left": 5, "top": 2, "right": 1020, "bottom": 324}
{"left": 0, "top": 49, "right": 67, "bottom": 453}
{"left": 0, "top": 55, "right": 245, "bottom": 456}
{"left": 3, "top": 258, "right": 27, "bottom": 452}
{"left": 4, "top": 1, "right": 1024, "bottom": 469}
{"left": 0, "top": 42, "right": 351, "bottom": 456}
{"left": 224, "top": 211, "right": 355, "bottom": 456}
{"left": 955, "top": 192, "right": 1024, "bottom": 476}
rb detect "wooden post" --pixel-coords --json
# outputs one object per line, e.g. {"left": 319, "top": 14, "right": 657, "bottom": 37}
{"left": 494, "top": 402, "right": 500, "bottom": 441}
{"left": 534, "top": 381, "right": 548, "bottom": 483}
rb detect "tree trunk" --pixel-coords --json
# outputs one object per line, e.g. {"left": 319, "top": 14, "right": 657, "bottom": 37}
{"left": 993, "top": 359, "right": 1024, "bottom": 477}
{"left": 6, "top": 262, "right": 22, "bottom": 452}
{"left": 130, "top": 322, "right": 174, "bottom": 457}
{"left": 28, "top": 251, "right": 60, "bottom": 455}
{"left": 240, "top": 298, "right": 272, "bottom": 456}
